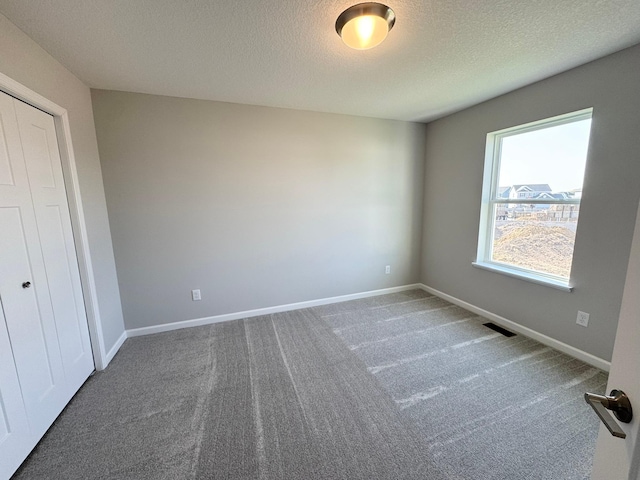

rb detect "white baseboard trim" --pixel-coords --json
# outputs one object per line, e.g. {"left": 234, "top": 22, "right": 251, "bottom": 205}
{"left": 419, "top": 284, "right": 611, "bottom": 372}
{"left": 103, "top": 330, "right": 128, "bottom": 368}
{"left": 126, "top": 284, "right": 423, "bottom": 338}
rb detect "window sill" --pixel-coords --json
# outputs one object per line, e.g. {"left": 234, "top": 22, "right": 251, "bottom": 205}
{"left": 472, "top": 262, "right": 573, "bottom": 292}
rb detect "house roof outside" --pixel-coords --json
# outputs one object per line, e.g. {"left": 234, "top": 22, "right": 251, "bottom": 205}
{"left": 532, "top": 192, "right": 572, "bottom": 200}
{"left": 512, "top": 184, "right": 552, "bottom": 192}
{"left": 499, "top": 185, "right": 576, "bottom": 200}
{"left": 497, "top": 186, "right": 511, "bottom": 198}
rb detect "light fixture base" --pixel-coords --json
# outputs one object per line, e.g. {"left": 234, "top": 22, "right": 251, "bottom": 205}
{"left": 335, "top": 3, "right": 396, "bottom": 50}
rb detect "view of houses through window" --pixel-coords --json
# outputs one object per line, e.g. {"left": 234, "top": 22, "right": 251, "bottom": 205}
{"left": 479, "top": 109, "right": 593, "bottom": 281}
{"left": 493, "top": 184, "right": 581, "bottom": 278}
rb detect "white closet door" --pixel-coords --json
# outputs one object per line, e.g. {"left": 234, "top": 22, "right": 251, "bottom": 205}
{"left": 14, "top": 99, "right": 94, "bottom": 392}
{"left": 0, "top": 91, "right": 69, "bottom": 434}
{"left": 0, "top": 90, "right": 94, "bottom": 478}
{"left": 0, "top": 301, "right": 31, "bottom": 480}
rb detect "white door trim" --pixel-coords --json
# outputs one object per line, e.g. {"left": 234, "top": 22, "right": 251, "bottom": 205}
{"left": 0, "top": 71, "right": 107, "bottom": 370}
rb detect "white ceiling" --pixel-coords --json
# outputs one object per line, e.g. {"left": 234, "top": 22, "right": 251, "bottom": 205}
{"left": 1, "top": 0, "right": 640, "bottom": 122}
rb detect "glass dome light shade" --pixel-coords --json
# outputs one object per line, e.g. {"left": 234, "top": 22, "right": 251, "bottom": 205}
{"left": 335, "top": 3, "right": 396, "bottom": 50}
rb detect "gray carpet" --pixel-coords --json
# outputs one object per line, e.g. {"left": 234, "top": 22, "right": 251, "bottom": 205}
{"left": 13, "top": 290, "right": 606, "bottom": 479}
{"left": 317, "top": 290, "right": 608, "bottom": 479}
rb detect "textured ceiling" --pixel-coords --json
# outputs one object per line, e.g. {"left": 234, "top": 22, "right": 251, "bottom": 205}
{"left": 1, "top": 0, "right": 640, "bottom": 122}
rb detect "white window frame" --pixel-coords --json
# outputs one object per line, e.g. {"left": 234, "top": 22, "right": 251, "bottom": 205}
{"left": 473, "top": 108, "right": 593, "bottom": 292}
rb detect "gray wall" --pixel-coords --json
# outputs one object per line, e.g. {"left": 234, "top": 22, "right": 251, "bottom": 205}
{"left": 92, "top": 90, "right": 426, "bottom": 330}
{"left": 421, "top": 44, "right": 640, "bottom": 361}
{"left": 0, "top": 14, "right": 125, "bottom": 353}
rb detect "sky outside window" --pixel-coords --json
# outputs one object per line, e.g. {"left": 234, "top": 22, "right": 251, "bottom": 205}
{"left": 498, "top": 119, "right": 592, "bottom": 192}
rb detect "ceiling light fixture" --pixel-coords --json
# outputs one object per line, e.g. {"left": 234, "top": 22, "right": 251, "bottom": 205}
{"left": 335, "top": 3, "right": 396, "bottom": 50}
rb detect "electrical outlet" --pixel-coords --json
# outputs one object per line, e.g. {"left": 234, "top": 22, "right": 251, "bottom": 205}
{"left": 192, "top": 289, "right": 201, "bottom": 301}
{"left": 385, "top": 265, "right": 391, "bottom": 274}
{"left": 576, "top": 311, "right": 589, "bottom": 327}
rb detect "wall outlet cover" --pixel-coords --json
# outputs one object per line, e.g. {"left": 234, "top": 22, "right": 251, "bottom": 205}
{"left": 576, "top": 311, "right": 589, "bottom": 327}
{"left": 192, "top": 289, "right": 201, "bottom": 301}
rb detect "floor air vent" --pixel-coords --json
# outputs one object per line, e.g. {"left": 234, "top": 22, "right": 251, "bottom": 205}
{"left": 483, "top": 322, "right": 516, "bottom": 337}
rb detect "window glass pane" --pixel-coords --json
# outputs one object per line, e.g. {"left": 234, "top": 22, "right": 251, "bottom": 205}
{"left": 479, "top": 111, "right": 593, "bottom": 283}
{"left": 496, "top": 118, "right": 591, "bottom": 200}
{"left": 491, "top": 203, "right": 579, "bottom": 278}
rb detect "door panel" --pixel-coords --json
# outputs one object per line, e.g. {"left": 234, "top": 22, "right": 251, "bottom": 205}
{"left": 0, "top": 301, "right": 31, "bottom": 480}
{"left": 14, "top": 99, "right": 94, "bottom": 391}
{"left": 0, "top": 90, "right": 95, "bottom": 479}
{"left": 591, "top": 197, "right": 640, "bottom": 478}
{"left": 23, "top": 123, "right": 56, "bottom": 188}
{"left": 0, "top": 206, "right": 67, "bottom": 432}
{"left": 0, "top": 114, "right": 15, "bottom": 186}
{"left": 0, "top": 93, "right": 68, "bottom": 435}
{"left": 38, "top": 204, "right": 85, "bottom": 363}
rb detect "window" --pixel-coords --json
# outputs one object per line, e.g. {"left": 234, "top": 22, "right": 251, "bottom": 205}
{"left": 474, "top": 109, "right": 593, "bottom": 290}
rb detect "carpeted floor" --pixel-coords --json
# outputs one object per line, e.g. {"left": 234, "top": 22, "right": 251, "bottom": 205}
{"left": 317, "top": 290, "right": 608, "bottom": 479}
{"left": 13, "top": 290, "right": 606, "bottom": 479}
